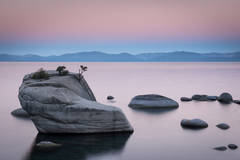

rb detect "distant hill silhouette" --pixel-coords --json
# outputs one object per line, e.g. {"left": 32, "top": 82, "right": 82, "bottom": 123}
{"left": 0, "top": 51, "right": 240, "bottom": 62}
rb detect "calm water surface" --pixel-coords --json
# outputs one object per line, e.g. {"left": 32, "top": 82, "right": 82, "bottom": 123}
{"left": 0, "top": 62, "right": 240, "bottom": 160}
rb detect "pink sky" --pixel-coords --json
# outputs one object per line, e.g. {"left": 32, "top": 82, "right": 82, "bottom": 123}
{"left": 0, "top": 0, "right": 240, "bottom": 42}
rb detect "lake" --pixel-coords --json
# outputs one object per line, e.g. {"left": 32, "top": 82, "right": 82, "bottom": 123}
{"left": 0, "top": 62, "right": 240, "bottom": 160}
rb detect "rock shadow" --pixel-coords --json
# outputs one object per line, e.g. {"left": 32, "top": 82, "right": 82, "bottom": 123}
{"left": 131, "top": 108, "right": 178, "bottom": 115}
{"left": 24, "top": 132, "right": 132, "bottom": 160}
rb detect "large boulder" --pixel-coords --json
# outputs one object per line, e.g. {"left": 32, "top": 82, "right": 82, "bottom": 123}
{"left": 18, "top": 70, "right": 133, "bottom": 133}
{"left": 218, "top": 92, "right": 233, "bottom": 104}
{"left": 128, "top": 94, "right": 179, "bottom": 109}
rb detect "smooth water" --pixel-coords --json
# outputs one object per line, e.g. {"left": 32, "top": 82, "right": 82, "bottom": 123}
{"left": 0, "top": 62, "right": 240, "bottom": 160}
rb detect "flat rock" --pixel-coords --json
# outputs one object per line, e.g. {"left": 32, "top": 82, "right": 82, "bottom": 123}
{"left": 233, "top": 100, "right": 240, "bottom": 105}
{"left": 228, "top": 144, "right": 238, "bottom": 150}
{"left": 11, "top": 108, "right": 30, "bottom": 118}
{"left": 192, "top": 95, "right": 208, "bottom": 101}
{"left": 18, "top": 70, "right": 133, "bottom": 134}
{"left": 181, "top": 119, "right": 208, "bottom": 129}
{"left": 180, "top": 97, "right": 192, "bottom": 102}
{"left": 214, "top": 146, "right": 227, "bottom": 151}
{"left": 216, "top": 123, "right": 230, "bottom": 130}
{"left": 128, "top": 94, "right": 179, "bottom": 109}
{"left": 207, "top": 96, "right": 218, "bottom": 101}
{"left": 218, "top": 92, "right": 233, "bottom": 104}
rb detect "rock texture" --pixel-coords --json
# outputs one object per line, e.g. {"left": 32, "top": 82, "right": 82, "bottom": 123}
{"left": 128, "top": 94, "right": 179, "bottom": 109}
{"left": 218, "top": 92, "right": 233, "bottom": 104}
{"left": 18, "top": 70, "right": 133, "bottom": 133}
{"left": 11, "top": 108, "right": 30, "bottom": 118}
{"left": 180, "top": 119, "right": 208, "bottom": 129}
{"left": 216, "top": 123, "right": 230, "bottom": 130}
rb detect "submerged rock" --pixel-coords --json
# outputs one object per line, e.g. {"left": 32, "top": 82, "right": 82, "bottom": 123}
{"left": 218, "top": 92, "right": 233, "bottom": 104}
{"left": 233, "top": 100, "right": 240, "bottom": 105}
{"left": 216, "top": 123, "right": 230, "bottom": 130}
{"left": 207, "top": 96, "right": 218, "bottom": 101}
{"left": 11, "top": 108, "right": 30, "bottom": 118}
{"left": 18, "top": 70, "right": 133, "bottom": 134}
{"left": 128, "top": 94, "right": 179, "bottom": 109}
{"left": 180, "top": 119, "right": 208, "bottom": 129}
{"left": 192, "top": 95, "right": 208, "bottom": 101}
{"left": 107, "top": 96, "right": 114, "bottom": 100}
{"left": 180, "top": 97, "right": 192, "bottom": 102}
{"left": 36, "top": 141, "right": 62, "bottom": 149}
{"left": 228, "top": 144, "right": 238, "bottom": 150}
{"left": 214, "top": 146, "right": 227, "bottom": 151}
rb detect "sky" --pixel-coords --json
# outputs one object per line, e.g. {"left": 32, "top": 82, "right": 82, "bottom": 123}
{"left": 0, "top": 0, "right": 240, "bottom": 55}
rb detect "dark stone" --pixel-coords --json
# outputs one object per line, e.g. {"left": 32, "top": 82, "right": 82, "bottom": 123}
{"left": 216, "top": 123, "right": 230, "bottom": 130}
{"left": 228, "top": 144, "right": 238, "bottom": 150}
{"left": 181, "top": 119, "right": 208, "bottom": 129}
{"left": 128, "top": 94, "right": 179, "bottom": 109}
{"left": 107, "top": 96, "right": 114, "bottom": 100}
{"left": 207, "top": 96, "right": 218, "bottom": 101}
{"left": 233, "top": 100, "right": 240, "bottom": 105}
{"left": 218, "top": 92, "right": 233, "bottom": 104}
{"left": 192, "top": 95, "right": 208, "bottom": 101}
{"left": 214, "top": 146, "right": 227, "bottom": 151}
{"left": 180, "top": 97, "right": 192, "bottom": 102}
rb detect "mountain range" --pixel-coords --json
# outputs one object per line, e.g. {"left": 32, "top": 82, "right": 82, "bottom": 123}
{"left": 0, "top": 51, "right": 240, "bottom": 62}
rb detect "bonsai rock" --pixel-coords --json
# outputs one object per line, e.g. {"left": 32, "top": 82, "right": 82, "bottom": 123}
{"left": 18, "top": 70, "right": 133, "bottom": 134}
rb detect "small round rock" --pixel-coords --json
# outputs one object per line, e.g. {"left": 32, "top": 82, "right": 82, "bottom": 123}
{"left": 107, "top": 96, "right": 114, "bottom": 100}
{"left": 180, "top": 97, "right": 192, "bottom": 102}
{"left": 218, "top": 92, "right": 233, "bottom": 104}
{"left": 228, "top": 144, "right": 238, "bottom": 150}
{"left": 216, "top": 123, "right": 230, "bottom": 130}
{"left": 181, "top": 119, "right": 208, "bottom": 129}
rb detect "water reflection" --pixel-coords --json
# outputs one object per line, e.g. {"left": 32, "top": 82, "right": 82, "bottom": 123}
{"left": 25, "top": 133, "right": 132, "bottom": 160}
